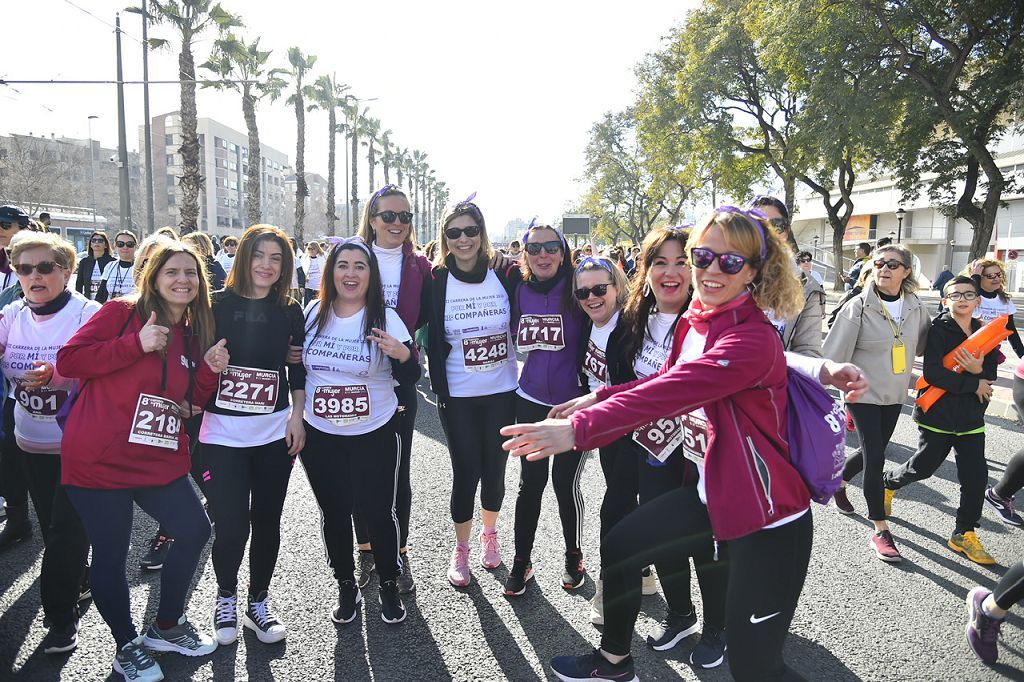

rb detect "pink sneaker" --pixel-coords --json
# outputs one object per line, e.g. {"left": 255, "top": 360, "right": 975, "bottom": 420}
{"left": 447, "top": 543, "right": 471, "bottom": 587}
{"left": 480, "top": 530, "right": 502, "bottom": 569}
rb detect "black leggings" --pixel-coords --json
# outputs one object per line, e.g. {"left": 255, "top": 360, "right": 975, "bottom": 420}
{"left": 437, "top": 391, "right": 515, "bottom": 524}
{"left": 203, "top": 439, "right": 293, "bottom": 596}
{"left": 513, "top": 395, "right": 587, "bottom": 558}
{"left": 301, "top": 416, "right": 402, "bottom": 583}
{"left": 843, "top": 402, "right": 904, "bottom": 521}
{"left": 598, "top": 438, "right": 638, "bottom": 540}
{"left": 354, "top": 382, "right": 415, "bottom": 549}
{"left": 884, "top": 429, "right": 986, "bottom": 534}
{"left": 994, "top": 560, "right": 1024, "bottom": 610}
{"left": 601, "top": 484, "right": 812, "bottom": 681}
{"left": 0, "top": 398, "right": 29, "bottom": 506}
{"left": 993, "top": 375, "right": 1024, "bottom": 500}
{"left": 638, "top": 451, "right": 725, "bottom": 628}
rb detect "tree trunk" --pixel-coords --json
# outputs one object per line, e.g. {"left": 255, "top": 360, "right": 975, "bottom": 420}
{"left": 350, "top": 128, "right": 359, "bottom": 228}
{"left": 368, "top": 142, "right": 375, "bottom": 195}
{"left": 796, "top": 154, "right": 855, "bottom": 291}
{"left": 383, "top": 156, "right": 390, "bottom": 185}
{"left": 178, "top": 43, "right": 201, "bottom": 235}
{"left": 293, "top": 90, "right": 308, "bottom": 243}
{"left": 326, "top": 106, "right": 337, "bottom": 236}
{"left": 397, "top": 165, "right": 404, "bottom": 188}
{"left": 242, "top": 86, "right": 261, "bottom": 228}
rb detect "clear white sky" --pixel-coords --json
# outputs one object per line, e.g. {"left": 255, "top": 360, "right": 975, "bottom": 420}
{"left": 4, "top": 0, "right": 696, "bottom": 234}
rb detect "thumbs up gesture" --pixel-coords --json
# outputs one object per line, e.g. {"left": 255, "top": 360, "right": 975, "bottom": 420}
{"left": 138, "top": 311, "right": 170, "bottom": 353}
{"left": 204, "top": 338, "right": 230, "bottom": 373}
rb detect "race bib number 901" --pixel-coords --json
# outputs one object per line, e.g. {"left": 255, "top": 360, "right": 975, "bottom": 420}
{"left": 517, "top": 314, "right": 565, "bottom": 352}
{"left": 16, "top": 386, "right": 68, "bottom": 422}
{"left": 462, "top": 333, "right": 511, "bottom": 372}
{"left": 129, "top": 393, "right": 182, "bottom": 450}
{"left": 312, "top": 385, "right": 371, "bottom": 425}
{"left": 215, "top": 365, "right": 279, "bottom": 414}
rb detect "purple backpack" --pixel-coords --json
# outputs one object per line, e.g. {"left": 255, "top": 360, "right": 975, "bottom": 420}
{"left": 785, "top": 367, "right": 845, "bottom": 504}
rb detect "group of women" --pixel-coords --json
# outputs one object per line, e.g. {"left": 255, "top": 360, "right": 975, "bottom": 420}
{"left": 0, "top": 185, "right": 1022, "bottom": 681}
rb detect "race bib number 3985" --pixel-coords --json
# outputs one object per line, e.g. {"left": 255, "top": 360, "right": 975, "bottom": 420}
{"left": 129, "top": 393, "right": 181, "bottom": 450}
{"left": 517, "top": 314, "right": 565, "bottom": 352}
{"left": 312, "top": 385, "right": 371, "bottom": 425}
{"left": 215, "top": 365, "right": 279, "bottom": 414}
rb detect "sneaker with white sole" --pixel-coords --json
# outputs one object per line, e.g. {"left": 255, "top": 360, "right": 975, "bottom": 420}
{"left": 397, "top": 553, "right": 416, "bottom": 594}
{"left": 647, "top": 609, "right": 699, "bottom": 651}
{"left": 212, "top": 589, "right": 238, "bottom": 645}
{"left": 142, "top": 615, "right": 217, "bottom": 656}
{"left": 480, "top": 530, "right": 502, "bottom": 569}
{"left": 379, "top": 580, "right": 407, "bottom": 624}
{"left": 448, "top": 542, "right": 472, "bottom": 587}
{"left": 42, "top": 619, "right": 79, "bottom": 655}
{"left": 689, "top": 627, "right": 727, "bottom": 668}
{"left": 113, "top": 636, "right": 164, "bottom": 681}
{"left": 332, "top": 580, "right": 361, "bottom": 624}
{"left": 242, "top": 591, "right": 286, "bottom": 644}
{"left": 590, "top": 579, "right": 604, "bottom": 626}
{"left": 985, "top": 486, "right": 1023, "bottom": 527}
{"left": 138, "top": 534, "right": 172, "bottom": 571}
{"left": 356, "top": 551, "right": 375, "bottom": 589}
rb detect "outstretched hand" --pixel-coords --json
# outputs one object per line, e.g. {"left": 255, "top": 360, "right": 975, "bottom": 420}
{"left": 500, "top": 419, "right": 576, "bottom": 461}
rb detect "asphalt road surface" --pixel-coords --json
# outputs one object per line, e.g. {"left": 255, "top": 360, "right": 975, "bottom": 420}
{"left": 1, "top": 377, "right": 1023, "bottom": 681}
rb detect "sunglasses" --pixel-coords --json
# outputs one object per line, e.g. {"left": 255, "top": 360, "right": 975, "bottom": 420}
{"left": 116, "top": 240, "right": 137, "bottom": 248}
{"left": 797, "top": 256, "right": 812, "bottom": 264}
{"left": 14, "top": 261, "right": 64, "bottom": 276}
{"left": 90, "top": 238, "right": 107, "bottom": 244}
{"left": 769, "top": 217, "right": 789, "bottom": 232}
{"left": 983, "top": 272, "right": 1003, "bottom": 280}
{"left": 873, "top": 258, "right": 906, "bottom": 270}
{"left": 525, "top": 240, "right": 562, "bottom": 256}
{"left": 372, "top": 210, "right": 413, "bottom": 225}
{"left": 690, "top": 247, "right": 752, "bottom": 275}
{"left": 444, "top": 225, "right": 481, "bottom": 240}
{"left": 574, "top": 283, "right": 611, "bottom": 300}
{"left": 945, "top": 291, "right": 978, "bottom": 301}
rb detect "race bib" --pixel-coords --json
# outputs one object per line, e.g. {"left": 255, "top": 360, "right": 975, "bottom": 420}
{"left": 215, "top": 365, "right": 279, "bottom": 414}
{"left": 680, "top": 412, "right": 709, "bottom": 465}
{"left": 462, "top": 333, "right": 511, "bottom": 372}
{"left": 583, "top": 340, "right": 608, "bottom": 386}
{"left": 129, "top": 393, "right": 182, "bottom": 450}
{"left": 312, "top": 385, "right": 370, "bottom": 425}
{"left": 15, "top": 386, "right": 68, "bottom": 422}
{"left": 90, "top": 278, "right": 102, "bottom": 299}
{"left": 632, "top": 417, "right": 684, "bottom": 463}
{"left": 517, "top": 314, "right": 565, "bottom": 352}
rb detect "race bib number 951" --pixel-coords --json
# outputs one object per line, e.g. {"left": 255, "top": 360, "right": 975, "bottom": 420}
{"left": 129, "top": 393, "right": 181, "bottom": 450}
{"left": 517, "top": 314, "right": 565, "bottom": 352}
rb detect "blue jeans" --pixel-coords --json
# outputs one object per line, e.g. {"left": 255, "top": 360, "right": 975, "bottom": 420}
{"left": 66, "top": 476, "right": 211, "bottom": 647}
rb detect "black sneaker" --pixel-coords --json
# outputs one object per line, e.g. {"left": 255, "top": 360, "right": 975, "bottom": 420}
{"left": 985, "top": 486, "right": 1023, "bottom": 527}
{"left": 504, "top": 558, "right": 534, "bottom": 597}
{"left": 397, "top": 552, "right": 416, "bottom": 594}
{"left": 42, "top": 619, "right": 79, "bottom": 655}
{"left": 562, "top": 550, "right": 585, "bottom": 590}
{"left": 242, "top": 590, "right": 286, "bottom": 644}
{"left": 646, "top": 609, "right": 699, "bottom": 651}
{"left": 212, "top": 589, "right": 238, "bottom": 645}
{"left": 689, "top": 628, "right": 727, "bottom": 669}
{"left": 378, "top": 580, "right": 406, "bottom": 624}
{"left": 332, "top": 580, "right": 361, "bottom": 624}
{"left": 550, "top": 649, "right": 638, "bottom": 682}
{"left": 139, "top": 534, "right": 173, "bottom": 571}
{"left": 356, "top": 550, "right": 375, "bottom": 589}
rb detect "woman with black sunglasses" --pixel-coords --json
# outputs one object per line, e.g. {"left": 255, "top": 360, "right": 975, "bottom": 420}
{"left": 75, "top": 231, "right": 115, "bottom": 300}
{"left": 95, "top": 230, "right": 139, "bottom": 303}
{"left": 824, "top": 243, "right": 930, "bottom": 563}
{"left": 424, "top": 195, "right": 520, "bottom": 587}
{"left": 503, "top": 223, "right": 589, "bottom": 597}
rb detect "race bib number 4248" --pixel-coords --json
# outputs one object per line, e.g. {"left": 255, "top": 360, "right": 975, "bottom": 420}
{"left": 462, "top": 333, "right": 511, "bottom": 372}
{"left": 517, "top": 314, "right": 565, "bottom": 352}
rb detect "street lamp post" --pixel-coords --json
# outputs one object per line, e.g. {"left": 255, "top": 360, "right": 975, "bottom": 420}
{"left": 87, "top": 115, "right": 98, "bottom": 225}
{"left": 895, "top": 207, "right": 906, "bottom": 243}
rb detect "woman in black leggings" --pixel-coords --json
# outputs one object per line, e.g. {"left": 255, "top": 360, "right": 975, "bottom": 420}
{"left": 966, "top": 559, "right": 1024, "bottom": 664}
{"left": 984, "top": 372, "right": 1024, "bottom": 526}
{"left": 199, "top": 225, "right": 306, "bottom": 647}
{"left": 425, "top": 196, "right": 519, "bottom": 587}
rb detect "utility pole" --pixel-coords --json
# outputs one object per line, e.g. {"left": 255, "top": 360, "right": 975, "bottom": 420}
{"left": 115, "top": 14, "right": 133, "bottom": 232}
{"left": 141, "top": 0, "right": 155, "bottom": 233}
{"left": 87, "top": 115, "right": 98, "bottom": 225}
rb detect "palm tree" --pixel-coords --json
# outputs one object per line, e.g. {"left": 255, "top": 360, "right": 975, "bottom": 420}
{"left": 308, "top": 73, "right": 349, "bottom": 236}
{"left": 284, "top": 46, "right": 316, "bottom": 243}
{"left": 344, "top": 100, "right": 368, "bottom": 224}
{"left": 379, "top": 129, "right": 394, "bottom": 185}
{"left": 411, "top": 149, "right": 427, "bottom": 239}
{"left": 200, "top": 32, "right": 285, "bottom": 228}
{"left": 425, "top": 171, "right": 436, "bottom": 242}
{"left": 395, "top": 147, "right": 410, "bottom": 187}
{"left": 143, "top": 0, "right": 241, "bottom": 234}
{"left": 361, "top": 117, "right": 382, "bottom": 195}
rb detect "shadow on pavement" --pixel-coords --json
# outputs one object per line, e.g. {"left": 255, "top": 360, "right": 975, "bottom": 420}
{"left": 785, "top": 632, "right": 863, "bottom": 681}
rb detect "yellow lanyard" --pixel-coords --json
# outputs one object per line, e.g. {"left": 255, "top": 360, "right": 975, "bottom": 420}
{"left": 876, "top": 292, "right": 904, "bottom": 341}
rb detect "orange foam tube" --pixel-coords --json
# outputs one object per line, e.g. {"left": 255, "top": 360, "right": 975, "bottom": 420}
{"left": 915, "top": 314, "right": 1011, "bottom": 412}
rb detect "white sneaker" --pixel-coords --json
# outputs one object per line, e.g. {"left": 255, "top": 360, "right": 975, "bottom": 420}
{"left": 642, "top": 566, "right": 658, "bottom": 596}
{"left": 590, "top": 579, "right": 604, "bottom": 625}
{"left": 114, "top": 635, "right": 164, "bottom": 681}
{"left": 242, "top": 591, "right": 286, "bottom": 644}
{"left": 212, "top": 589, "right": 238, "bottom": 645}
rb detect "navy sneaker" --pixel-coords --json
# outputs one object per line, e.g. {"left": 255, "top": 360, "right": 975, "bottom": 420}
{"left": 984, "top": 487, "right": 1023, "bottom": 527}
{"left": 646, "top": 609, "right": 699, "bottom": 651}
{"left": 550, "top": 649, "right": 638, "bottom": 682}
{"left": 689, "top": 628, "right": 727, "bottom": 669}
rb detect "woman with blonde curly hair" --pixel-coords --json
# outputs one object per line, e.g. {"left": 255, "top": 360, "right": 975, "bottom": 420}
{"left": 503, "top": 207, "right": 815, "bottom": 682}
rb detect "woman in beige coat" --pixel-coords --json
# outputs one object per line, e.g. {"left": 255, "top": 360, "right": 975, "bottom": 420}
{"left": 823, "top": 244, "right": 931, "bottom": 563}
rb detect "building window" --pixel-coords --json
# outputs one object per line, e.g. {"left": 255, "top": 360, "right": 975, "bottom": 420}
{"left": 166, "top": 174, "right": 175, "bottom": 186}
{"left": 165, "top": 134, "right": 174, "bottom": 146}
{"left": 165, "top": 154, "right": 174, "bottom": 166}
{"left": 167, "top": 195, "right": 176, "bottom": 205}
{"left": 229, "top": 179, "right": 238, "bottom": 190}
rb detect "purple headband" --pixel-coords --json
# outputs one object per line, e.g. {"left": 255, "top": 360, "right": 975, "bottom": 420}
{"left": 325, "top": 235, "right": 371, "bottom": 257}
{"left": 522, "top": 219, "right": 565, "bottom": 247}
{"left": 714, "top": 205, "right": 768, "bottom": 262}
{"left": 457, "top": 191, "right": 477, "bottom": 207}
{"left": 368, "top": 184, "right": 402, "bottom": 211}
{"left": 574, "top": 256, "right": 614, "bottom": 275}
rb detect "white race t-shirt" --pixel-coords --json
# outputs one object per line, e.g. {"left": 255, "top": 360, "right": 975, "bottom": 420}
{"left": 303, "top": 304, "right": 411, "bottom": 436}
{"left": 374, "top": 244, "right": 403, "bottom": 308}
{"left": 633, "top": 312, "right": 677, "bottom": 379}
{"left": 880, "top": 297, "right": 904, "bottom": 326}
{"left": 89, "top": 261, "right": 104, "bottom": 300}
{"left": 975, "top": 292, "right": 1016, "bottom": 325}
{"left": 304, "top": 255, "right": 324, "bottom": 291}
{"left": 216, "top": 252, "right": 235, "bottom": 276}
{"left": 100, "top": 260, "right": 136, "bottom": 298}
{"left": 675, "top": 326, "right": 711, "bottom": 504}
{"left": 443, "top": 271, "right": 518, "bottom": 398}
{"left": 584, "top": 311, "right": 619, "bottom": 393}
{"left": 0, "top": 293, "right": 99, "bottom": 452}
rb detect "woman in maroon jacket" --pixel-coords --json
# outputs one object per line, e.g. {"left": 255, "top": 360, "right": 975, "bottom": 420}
{"left": 58, "top": 241, "right": 230, "bottom": 682}
{"left": 502, "top": 208, "right": 813, "bottom": 682}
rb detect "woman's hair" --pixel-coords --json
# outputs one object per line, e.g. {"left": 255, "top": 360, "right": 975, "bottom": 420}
{"left": 749, "top": 195, "right": 790, "bottom": 222}
{"left": 521, "top": 224, "right": 578, "bottom": 315}
{"left": 130, "top": 241, "right": 215, "bottom": 352}
{"left": 961, "top": 258, "right": 1009, "bottom": 302}
{"left": 423, "top": 240, "right": 439, "bottom": 261}
{"left": 114, "top": 230, "right": 138, "bottom": 248}
{"left": 306, "top": 241, "right": 324, "bottom": 256}
{"left": 226, "top": 224, "right": 295, "bottom": 307}
{"left": 871, "top": 244, "right": 919, "bottom": 296}
{"left": 573, "top": 257, "right": 629, "bottom": 310}
{"left": 309, "top": 241, "right": 387, "bottom": 364}
{"left": 89, "top": 231, "right": 112, "bottom": 257}
{"left": 619, "top": 226, "right": 691, "bottom": 365}
{"left": 10, "top": 231, "right": 78, "bottom": 274}
{"left": 155, "top": 226, "right": 179, "bottom": 240}
{"left": 797, "top": 250, "right": 812, "bottom": 261}
{"left": 357, "top": 185, "right": 415, "bottom": 248}
{"left": 433, "top": 199, "right": 493, "bottom": 268}
{"left": 134, "top": 234, "right": 176, "bottom": 282}
{"left": 181, "top": 231, "right": 214, "bottom": 259}
{"left": 222, "top": 235, "right": 238, "bottom": 248}
{"left": 689, "top": 209, "right": 803, "bottom": 320}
